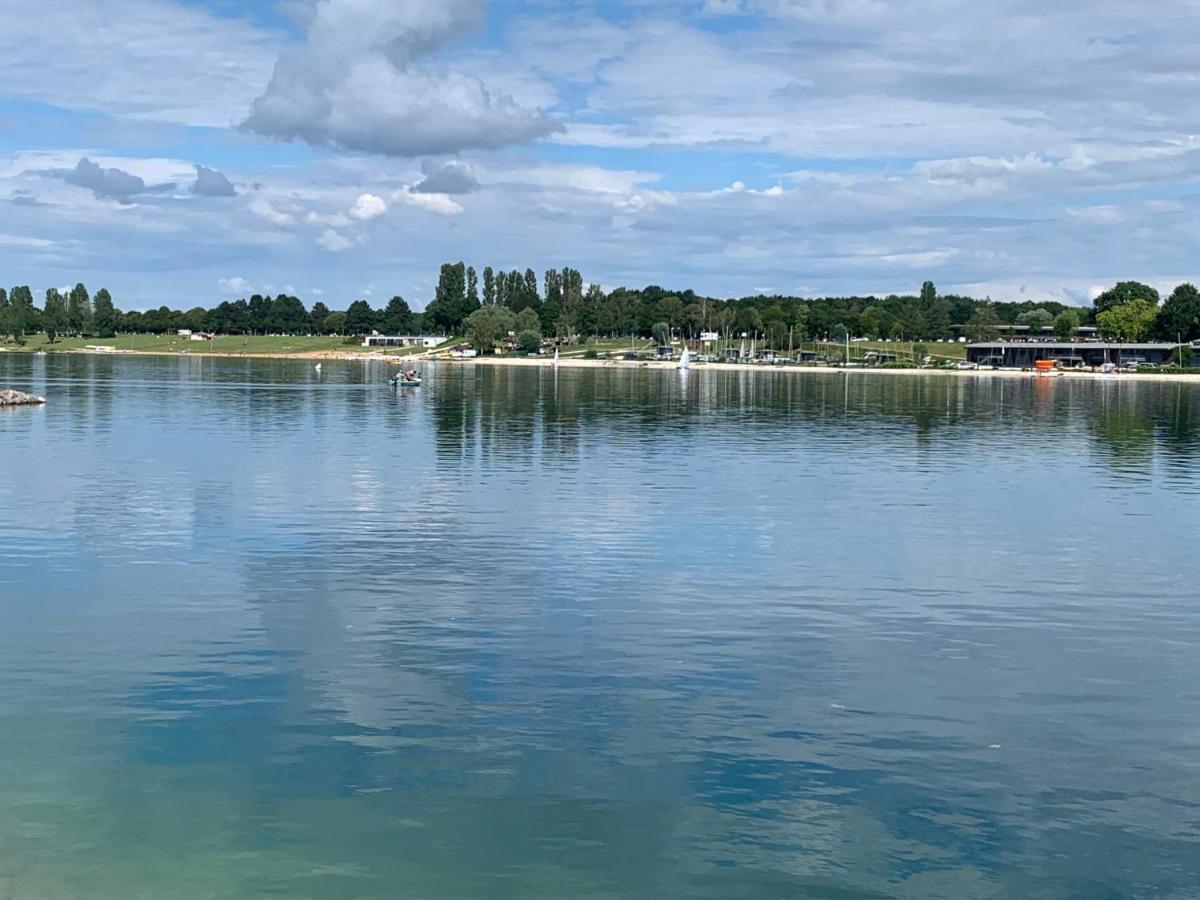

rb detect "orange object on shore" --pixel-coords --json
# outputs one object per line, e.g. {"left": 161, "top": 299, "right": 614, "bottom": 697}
{"left": 1034, "top": 359, "right": 1057, "bottom": 372}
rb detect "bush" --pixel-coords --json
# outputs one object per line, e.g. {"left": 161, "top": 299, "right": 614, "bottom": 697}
{"left": 584, "top": 348, "right": 598, "bottom": 359}
{"left": 517, "top": 329, "right": 542, "bottom": 354}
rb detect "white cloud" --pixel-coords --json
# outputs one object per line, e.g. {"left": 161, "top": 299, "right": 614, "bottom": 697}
{"left": 248, "top": 197, "right": 297, "bottom": 229}
{"left": 304, "top": 210, "right": 350, "bottom": 228}
{"left": 217, "top": 276, "right": 253, "bottom": 296}
{"left": 317, "top": 229, "right": 352, "bottom": 252}
{"left": 393, "top": 189, "right": 463, "bottom": 216}
{"left": 348, "top": 193, "right": 388, "bottom": 221}
{"left": 0, "top": 0, "right": 277, "bottom": 127}
{"left": 243, "top": 0, "right": 561, "bottom": 156}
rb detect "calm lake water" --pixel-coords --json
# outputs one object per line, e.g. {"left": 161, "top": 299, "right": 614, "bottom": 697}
{"left": 2, "top": 354, "right": 1199, "bottom": 899}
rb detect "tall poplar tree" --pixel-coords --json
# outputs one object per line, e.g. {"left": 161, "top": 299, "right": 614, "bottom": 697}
{"left": 43, "top": 288, "right": 68, "bottom": 342}
{"left": 467, "top": 266, "right": 479, "bottom": 305}
{"left": 482, "top": 266, "right": 496, "bottom": 306}
{"left": 93, "top": 288, "right": 117, "bottom": 338}
{"left": 68, "top": 283, "right": 92, "bottom": 336}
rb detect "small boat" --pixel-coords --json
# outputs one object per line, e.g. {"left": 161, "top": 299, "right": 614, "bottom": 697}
{"left": 552, "top": 346, "right": 559, "bottom": 368}
{"left": 314, "top": 363, "right": 322, "bottom": 374}
{"left": 679, "top": 347, "right": 691, "bottom": 371}
{"left": 389, "top": 370, "right": 422, "bottom": 387}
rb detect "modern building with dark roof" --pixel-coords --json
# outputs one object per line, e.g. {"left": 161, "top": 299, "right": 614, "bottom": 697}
{"left": 966, "top": 341, "right": 1179, "bottom": 367}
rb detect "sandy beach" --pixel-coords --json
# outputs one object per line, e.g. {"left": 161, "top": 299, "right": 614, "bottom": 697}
{"left": 14, "top": 345, "right": 1200, "bottom": 382}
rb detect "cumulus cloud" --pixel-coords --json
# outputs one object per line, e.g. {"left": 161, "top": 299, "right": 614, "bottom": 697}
{"left": 392, "top": 188, "right": 464, "bottom": 216}
{"left": 412, "top": 160, "right": 480, "bottom": 194}
{"left": 248, "top": 196, "right": 298, "bottom": 228}
{"left": 242, "top": 0, "right": 561, "bottom": 156}
{"left": 348, "top": 193, "right": 388, "bottom": 221}
{"left": 317, "top": 229, "right": 353, "bottom": 252}
{"left": 54, "top": 157, "right": 172, "bottom": 203}
{"left": 191, "top": 165, "right": 237, "bottom": 197}
{"left": 218, "top": 276, "right": 254, "bottom": 296}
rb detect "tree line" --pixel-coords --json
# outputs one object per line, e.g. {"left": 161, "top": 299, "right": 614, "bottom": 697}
{"left": 3, "top": 270, "right": 1199, "bottom": 347}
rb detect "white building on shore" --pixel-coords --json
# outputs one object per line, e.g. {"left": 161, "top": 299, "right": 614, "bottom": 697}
{"left": 361, "top": 335, "right": 447, "bottom": 349}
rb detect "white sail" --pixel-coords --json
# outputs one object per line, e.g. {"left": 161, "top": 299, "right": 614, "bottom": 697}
{"left": 552, "top": 347, "right": 559, "bottom": 367}
{"left": 679, "top": 347, "right": 690, "bottom": 370}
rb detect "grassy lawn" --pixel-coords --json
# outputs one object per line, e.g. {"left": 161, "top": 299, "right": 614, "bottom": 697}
{"left": 809, "top": 340, "right": 967, "bottom": 361}
{"left": 13, "top": 334, "right": 378, "bottom": 355}
{"left": 562, "top": 338, "right": 654, "bottom": 357}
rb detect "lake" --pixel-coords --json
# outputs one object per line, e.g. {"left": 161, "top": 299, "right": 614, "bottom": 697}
{"left": 1, "top": 354, "right": 1199, "bottom": 898}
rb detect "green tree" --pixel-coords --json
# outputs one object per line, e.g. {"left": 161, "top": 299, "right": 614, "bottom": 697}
{"left": 426, "top": 262, "right": 474, "bottom": 332}
{"left": 859, "top": 306, "right": 887, "bottom": 338}
{"left": 0, "top": 288, "right": 11, "bottom": 340}
{"left": 517, "top": 329, "right": 542, "bottom": 354}
{"left": 381, "top": 296, "right": 414, "bottom": 335}
{"left": 920, "top": 281, "right": 937, "bottom": 306}
{"left": 656, "top": 295, "right": 683, "bottom": 330}
{"left": 6, "top": 285, "right": 35, "bottom": 343}
{"left": 765, "top": 316, "right": 788, "bottom": 349}
{"left": 651, "top": 321, "right": 670, "bottom": 346}
{"left": 43, "top": 288, "right": 68, "bottom": 342}
{"left": 267, "top": 294, "right": 309, "bottom": 334}
{"left": 1096, "top": 298, "right": 1158, "bottom": 341}
{"left": 1053, "top": 309, "right": 1081, "bottom": 341}
{"left": 323, "top": 311, "right": 347, "bottom": 335}
{"left": 1155, "top": 283, "right": 1200, "bottom": 342}
{"left": 310, "top": 302, "right": 331, "bottom": 331}
{"left": 67, "top": 283, "right": 91, "bottom": 336}
{"left": 1093, "top": 281, "right": 1160, "bottom": 314}
{"left": 896, "top": 300, "right": 926, "bottom": 339}
{"left": 516, "top": 307, "right": 540, "bottom": 333}
{"left": 464, "top": 304, "right": 516, "bottom": 352}
{"left": 1016, "top": 307, "right": 1053, "bottom": 333}
{"left": 558, "top": 268, "right": 584, "bottom": 338}
{"left": 924, "top": 297, "right": 951, "bottom": 338}
{"left": 482, "top": 267, "right": 496, "bottom": 306}
{"left": 183, "top": 306, "right": 208, "bottom": 333}
{"left": 92, "top": 288, "right": 117, "bottom": 338}
{"left": 966, "top": 303, "right": 1001, "bottom": 342}
{"left": 790, "top": 305, "right": 808, "bottom": 341}
{"left": 732, "top": 306, "right": 762, "bottom": 337}
{"left": 344, "top": 299, "right": 376, "bottom": 335}
{"left": 467, "top": 266, "right": 479, "bottom": 305}
{"left": 543, "top": 269, "right": 562, "bottom": 306}
{"left": 523, "top": 270, "right": 540, "bottom": 306}
{"left": 247, "top": 294, "right": 271, "bottom": 333}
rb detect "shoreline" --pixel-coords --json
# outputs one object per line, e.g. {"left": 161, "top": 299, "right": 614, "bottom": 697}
{"left": 7, "top": 346, "right": 1200, "bottom": 383}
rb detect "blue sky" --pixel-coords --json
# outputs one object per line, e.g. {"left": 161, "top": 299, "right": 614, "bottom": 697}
{"left": 2, "top": 0, "right": 1200, "bottom": 311}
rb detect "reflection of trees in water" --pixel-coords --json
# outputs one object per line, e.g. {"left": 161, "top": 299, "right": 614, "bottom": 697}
{"left": 1086, "top": 382, "right": 1184, "bottom": 468}
{"left": 423, "top": 368, "right": 1200, "bottom": 479}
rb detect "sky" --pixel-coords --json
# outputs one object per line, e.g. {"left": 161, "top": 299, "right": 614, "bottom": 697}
{"left": 2, "top": 0, "right": 1199, "bottom": 311}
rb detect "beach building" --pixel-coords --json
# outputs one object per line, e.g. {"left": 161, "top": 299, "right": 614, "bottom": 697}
{"left": 361, "top": 335, "right": 447, "bottom": 349}
{"left": 966, "top": 341, "right": 1179, "bottom": 368}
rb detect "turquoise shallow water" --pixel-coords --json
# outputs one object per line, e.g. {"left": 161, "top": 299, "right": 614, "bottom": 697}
{"left": 1, "top": 354, "right": 1199, "bottom": 899}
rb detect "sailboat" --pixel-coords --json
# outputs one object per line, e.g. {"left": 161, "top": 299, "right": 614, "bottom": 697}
{"left": 679, "top": 347, "right": 691, "bottom": 370}
{"left": 552, "top": 346, "right": 559, "bottom": 367}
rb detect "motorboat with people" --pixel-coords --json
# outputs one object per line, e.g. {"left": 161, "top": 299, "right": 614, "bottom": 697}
{"left": 389, "top": 369, "right": 422, "bottom": 387}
